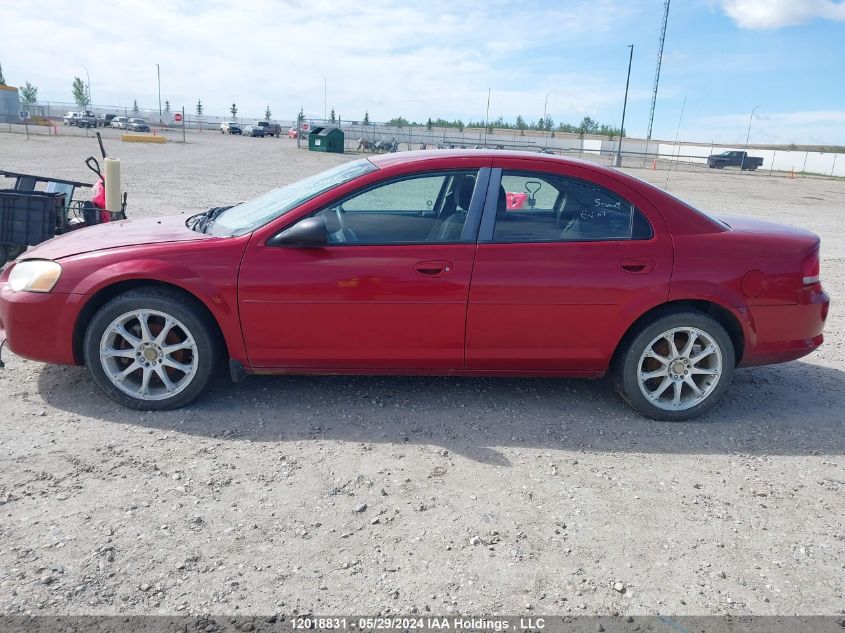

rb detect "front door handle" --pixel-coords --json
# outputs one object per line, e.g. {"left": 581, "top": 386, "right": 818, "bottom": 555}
{"left": 414, "top": 260, "right": 452, "bottom": 278}
{"left": 619, "top": 258, "right": 655, "bottom": 274}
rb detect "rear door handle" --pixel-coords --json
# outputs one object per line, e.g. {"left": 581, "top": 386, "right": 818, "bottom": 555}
{"left": 619, "top": 258, "right": 655, "bottom": 274}
{"left": 414, "top": 260, "right": 452, "bottom": 278}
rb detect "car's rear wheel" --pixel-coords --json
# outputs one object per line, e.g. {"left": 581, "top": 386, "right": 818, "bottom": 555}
{"left": 614, "top": 311, "right": 735, "bottom": 421}
{"left": 84, "top": 288, "right": 220, "bottom": 410}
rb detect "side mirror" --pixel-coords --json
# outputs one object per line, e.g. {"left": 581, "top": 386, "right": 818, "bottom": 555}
{"left": 267, "top": 216, "right": 328, "bottom": 247}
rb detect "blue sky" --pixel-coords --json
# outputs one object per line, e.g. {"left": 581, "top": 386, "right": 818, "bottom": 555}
{"left": 1, "top": 0, "right": 843, "bottom": 144}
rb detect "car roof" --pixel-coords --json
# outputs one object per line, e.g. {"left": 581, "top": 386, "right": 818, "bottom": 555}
{"left": 368, "top": 149, "right": 614, "bottom": 173}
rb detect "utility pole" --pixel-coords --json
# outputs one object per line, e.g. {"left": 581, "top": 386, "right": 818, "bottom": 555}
{"left": 616, "top": 44, "right": 634, "bottom": 167}
{"left": 80, "top": 65, "right": 92, "bottom": 108}
{"left": 647, "top": 0, "right": 670, "bottom": 141}
{"left": 156, "top": 63, "right": 162, "bottom": 124}
{"left": 323, "top": 78, "right": 327, "bottom": 123}
{"left": 542, "top": 91, "right": 552, "bottom": 144}
{"left": 742, "top": 105, "right": 759, "bottom": 170}
{"left": 484, "top": 88, "right": 491, "bottom": 148}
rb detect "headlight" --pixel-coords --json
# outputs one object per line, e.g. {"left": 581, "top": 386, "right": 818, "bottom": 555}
{"left": 8, "top": 260, "right": 62, "bottom": 293}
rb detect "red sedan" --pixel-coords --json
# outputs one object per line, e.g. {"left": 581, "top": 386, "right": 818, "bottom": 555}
{"left": 0, "top": 151, "right": 829, "bottom": 420}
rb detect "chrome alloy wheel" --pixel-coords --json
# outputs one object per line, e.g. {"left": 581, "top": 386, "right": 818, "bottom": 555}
{"left": 99, "top": 309, "right": 198, "bottom": 401}
{"left": 637, "top": 327, "right": 723, "bottom": 411}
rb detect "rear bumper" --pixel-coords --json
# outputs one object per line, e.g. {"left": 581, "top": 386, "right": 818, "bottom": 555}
{"left": 740, "top": 288, "right": 830, "bottom": 367}
{"left": 0, "top": 284, "right": 82, "bottom": 365}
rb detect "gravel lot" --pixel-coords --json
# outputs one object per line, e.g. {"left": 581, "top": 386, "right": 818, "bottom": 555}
{"left": 0, "top": 130, "right": 842, "bottom": 617}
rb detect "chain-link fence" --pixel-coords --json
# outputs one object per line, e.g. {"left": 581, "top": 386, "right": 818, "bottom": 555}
{"left": 3, "top": 102, "right": 843, "bottom": 178}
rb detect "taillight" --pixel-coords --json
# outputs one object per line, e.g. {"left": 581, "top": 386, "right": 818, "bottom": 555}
{"left": 802, "top": 249, "right": 820, "bottom": 285}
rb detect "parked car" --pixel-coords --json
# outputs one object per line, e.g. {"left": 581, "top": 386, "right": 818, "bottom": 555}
{"left": 221, "top": 121, "right": 242, "bottom": 135}
{"left": 97, "top": 114, "right": 117, "bottom": 128}
{"left": 64, "top": 111, "right": 96, "bottom": 128}
{"left": 111, "top": 116, "right": 129, "bottom": 130}
{"left": 0, "top": 151, "right": 828, "bottom": 419}
{"left": 260, "top": 121, "right": 282, "bottom": 137}
{"left": 708, "top": 150, "right": 764, "bottom": 171}
{"left": 242, "top": 122, "right": 266, "bottom": 137}
{"left": 127, "top": 118, "right": 150, "bottom": 132}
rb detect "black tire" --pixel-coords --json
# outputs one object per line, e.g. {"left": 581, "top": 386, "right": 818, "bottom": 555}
{"left": 613, "top": 310, "right": 735, "bottom": 421}
{"left": 83, "top": 287, "right": 221, "bottom": 410}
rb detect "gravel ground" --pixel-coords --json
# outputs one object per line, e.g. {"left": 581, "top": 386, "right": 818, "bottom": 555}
{"left": 0, "top": 130, "right": 842, "bottom": 617}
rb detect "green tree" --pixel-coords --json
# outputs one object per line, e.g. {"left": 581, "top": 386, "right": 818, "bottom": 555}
{"left": 20, "top": 82, "right": 38, "bottom": 105}
{"left": 230, "top": 103, "right": 238, "bottom": 117}
{"left": 329, "top": 108, "right": 336, "bottom": 123}
{"left": 579, "top": 116, "right": 596, "bottom": 134}
{"left": 426, "top": 117, "right": 433, "bottom": 131}
{"left": 265, "top": 105, "right": 272, "bottom": 121}
{"left": 363, "top": 110, "right": 370, "bottom": 125}
{"left": 456, "top": 119, "right": 464, "bottom": 132}
{"left": 164, "top": 100, "right": 170, "bottom": 113}
{"left": 72, "top": 76, "right": 89, "bottom": 108}
{"left": 195, "top": 99, "right": 203, "bottom": 116}
{"left": 132, "top": 99, "right": 139, "bottom": 113}
{"left": 515, "top": 114, "right": 526, "bottom": 135}
{"left": 387, "top": 116, "right": 409, "bottom": 127}
{"left": 0, "top": 62, "right": 5, "bottom": 85}
{"left": 298, "top": 107, "right": 304, "bottom": 122}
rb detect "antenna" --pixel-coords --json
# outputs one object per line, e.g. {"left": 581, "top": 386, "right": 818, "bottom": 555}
{"left": 647, "top": 0, "right": 671, "bottom": 140}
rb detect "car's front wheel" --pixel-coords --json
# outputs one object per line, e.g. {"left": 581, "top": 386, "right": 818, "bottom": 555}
{"left": 614, "top": 311, "right": 735, "bottom": 421}
{"left": 84, "top": 287, "right": 220, "bottom": 410}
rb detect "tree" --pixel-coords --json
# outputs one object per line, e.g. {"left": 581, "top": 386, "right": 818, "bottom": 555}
{"left": 195, "top": 99, "right": 203, "bottom": 116}
{"left": 0, "top": 62, "right": 5, "bottom": 85}
{"left": 298, "top": 107, "right": 304, "bottom": 122}
{"left": 265, "top": 105, "right": 272, "bottom": 121}
{"left": 387, "top": 116, "right": 409, "bottom": 127}
{"left": 515, "top": 114, "right": 526, "bottom": 135}
{"left": 164, "top": 100, "right": 170, "bottom": 113}
{"left": 426, "top": 117, "right": 433, "bottom": 131}
{"left": 20, "top": 82, "right": 38, "bottom": 105}
{"left": 329, "top": 108, "right": 336, "bottom": 123}
{"left": 456, "top": 119, "right": 464, "bottom": 132}
{"left": 72, "top": 76, "right": 89, "bottom": 108}
{"left": 363, "top": 110, "right": 370, "bottom": 125}
{"left": 230, "top": 103, "right": 238, "bottom": 117}
{"left": 132, "top": 99, "right": 139, "bottom": 113}
{"left": 579, "top": 116, "right": 596, "bottom": 134}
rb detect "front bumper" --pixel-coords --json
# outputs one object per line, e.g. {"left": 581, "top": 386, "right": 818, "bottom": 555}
{"left": 0, "top": 284, "right": 83, "bottom": 365}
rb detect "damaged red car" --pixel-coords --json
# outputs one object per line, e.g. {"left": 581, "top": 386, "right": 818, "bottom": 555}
{"left": 0, "top": 151, "right": 829, "bottom": 420}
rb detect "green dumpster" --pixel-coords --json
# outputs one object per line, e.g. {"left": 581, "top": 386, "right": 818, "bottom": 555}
{"left": 308, "top": 126, "right": 344, "bottom": 153}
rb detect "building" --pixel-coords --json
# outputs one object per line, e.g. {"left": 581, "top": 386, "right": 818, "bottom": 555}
{"left": 0, "top": 85, "right": 22, "bottom": 125}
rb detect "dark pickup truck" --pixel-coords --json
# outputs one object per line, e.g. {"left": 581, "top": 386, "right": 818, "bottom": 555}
{"left": 708, "top": 150, "right": 764, "bottom": 171}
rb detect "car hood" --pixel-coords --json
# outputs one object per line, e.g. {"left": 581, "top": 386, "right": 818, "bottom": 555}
{"left": 21, "top": 214, "right": 213, "bottom": 261}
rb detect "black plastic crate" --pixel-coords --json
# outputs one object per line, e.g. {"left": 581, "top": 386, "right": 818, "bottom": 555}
{"left": 0, "top": 190, "right": 62, "bottom": 245}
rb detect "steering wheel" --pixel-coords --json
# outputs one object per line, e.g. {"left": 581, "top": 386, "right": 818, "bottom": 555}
{"left": 333, "top": 205, "right": 358, "bottom": 242}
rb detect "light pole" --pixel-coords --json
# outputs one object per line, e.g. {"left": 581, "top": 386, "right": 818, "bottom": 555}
{"left": 323, "top": 78, "right": 327, "bottom": 123}
{"left": 615, "top": 44, "right": 634, "bottom": 167}
{"left": 156, "top": 63, "right": 162, "bottom": 123}
{"left": 80, "top": 65, "right": 92, "bottom": 108}
{"left": 542, "top": 91, "right": 552, "bottom": 143}
{"left": 742, "top": 105, "right": 760, "bottom": 170}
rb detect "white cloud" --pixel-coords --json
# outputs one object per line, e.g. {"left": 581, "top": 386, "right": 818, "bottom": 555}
{"left": 688, "top": 110, "right": 845, "bottom": 144}
{"left": 0, "top": 0, "right": 638, "bottom": 124}
{"left": 721, "top": 0, "right": 845, "bottom": 29}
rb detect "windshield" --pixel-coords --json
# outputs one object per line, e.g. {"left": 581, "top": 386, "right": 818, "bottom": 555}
{"left": 207, "top": 159, "right": 377, "bottom": 236}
